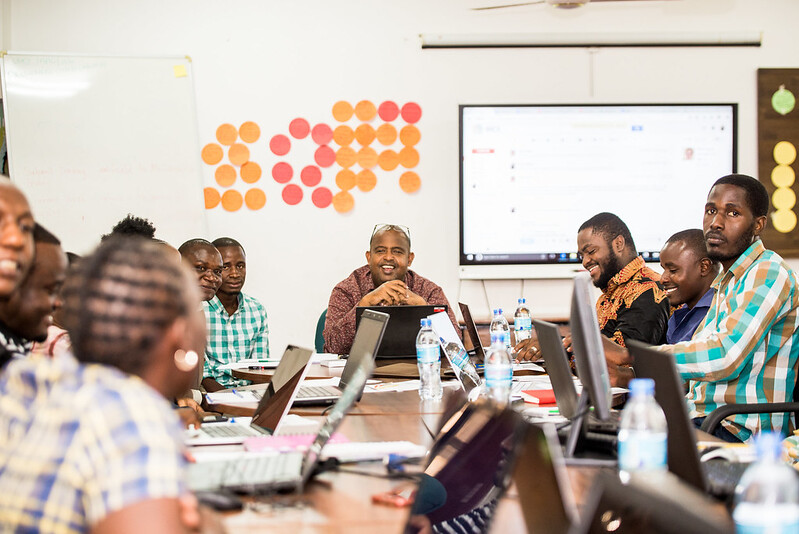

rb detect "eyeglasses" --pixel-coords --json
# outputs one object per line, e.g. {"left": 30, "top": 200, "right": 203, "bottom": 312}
{"left": 371, "top": 224, "right": 411, "bottom": 246}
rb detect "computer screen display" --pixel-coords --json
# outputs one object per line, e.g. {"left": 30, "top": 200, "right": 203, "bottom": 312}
{"left": 459, "top": 103, "right": 737, "bottom": 278}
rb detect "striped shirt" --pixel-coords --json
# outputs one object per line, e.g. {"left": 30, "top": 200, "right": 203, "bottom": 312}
{"left": 203, "top": 292, "right": 269, "bottom": 388}
{"left": 0, "top": 353, "right": 186, "bottom": 533}
{"left": 659, "top": 240, "right": 799, "bottom": 442}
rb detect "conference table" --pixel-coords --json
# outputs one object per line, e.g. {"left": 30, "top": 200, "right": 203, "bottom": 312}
{"left": 200, "top": 360, "right": 733, "bottom": 532}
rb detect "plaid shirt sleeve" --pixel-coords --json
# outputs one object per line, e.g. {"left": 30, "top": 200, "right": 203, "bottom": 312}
{"left": 665, "top": 259, "right": 796, "bottom": 382}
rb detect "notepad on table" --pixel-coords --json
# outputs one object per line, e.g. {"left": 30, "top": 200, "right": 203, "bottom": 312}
{"left": 521, "top": 388, "right": 557, "bottom": 405}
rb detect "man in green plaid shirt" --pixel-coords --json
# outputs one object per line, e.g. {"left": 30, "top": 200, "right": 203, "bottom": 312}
{"left": 202, "top": 238, "right": 269, "bottom": 391}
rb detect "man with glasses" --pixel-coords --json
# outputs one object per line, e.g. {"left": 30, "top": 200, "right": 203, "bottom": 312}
{"left": 323, "top": 224, "right": 459, "bottom": 355}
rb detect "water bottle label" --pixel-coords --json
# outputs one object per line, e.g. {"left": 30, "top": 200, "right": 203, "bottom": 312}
{"left": 618, "top": 433, "right": 667, "bottom": 473}
{"left": 501, "top": 331, "right": 511, "bottom": 348}
{"left": 484, "top": 365, "right": 512, "bottom": 388}
{"left": 449, "top": 348, "right": 469, "bottom": 370}
{"left": 416, "top": 345, "right": 439, "bottom": 364}
{"left": 734, "top": 503, "right": 799, "bottom": 533}
{"left": 514, "top": 316, "right": 532, "bottom": 332}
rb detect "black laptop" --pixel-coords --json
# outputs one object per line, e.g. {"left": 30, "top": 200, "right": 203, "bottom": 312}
{"left": 355, "top": 304, "right": 447, "bottom": 358}
{"left": 458, "top": 302, "right": 486, "bottom": 362}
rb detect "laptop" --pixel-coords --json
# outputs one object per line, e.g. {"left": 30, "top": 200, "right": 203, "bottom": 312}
{"left": 187, "top": 357, "right": 375, "bottom": 494}
{"left": 185, "top": 345, "right": 313, "bottom": 446}
{"left": 626, "top": 339, "right": 750, "bottom": 498}
{"left": 356, "top": 304, "right": 447, "bottom": 358}
{"left": 294, "top": 309, "right": 388, "bottom": 405}
{"left": 533, "top": 319, "right": 580, "bottom": 419}
{"left": 458, "top": 302, "right": 486, "bottom": 362}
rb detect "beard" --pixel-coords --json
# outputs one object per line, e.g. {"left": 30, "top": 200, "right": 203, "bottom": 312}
{"left": 594, "top": 251, "right": 625, "bottom": 291}
{"left": 706, "top": 222, "right": 756, "bottom": 265}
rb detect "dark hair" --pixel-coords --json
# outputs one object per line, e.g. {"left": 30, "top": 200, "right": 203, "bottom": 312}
{"left": 212, "top": 237, "right": 245, "bottom": 255}
{"left": 102, "top": 214, "right": 157, "bottom": 241}
{"left": 178, "top": 238, "right": 215, "bottom": 257}
{"left": 712, "top": 174, "right": 769, "bottom": 218}
{"left": 65, "top": 252, "right": 81, "bottom": 267}
{"left": 33, "top": 223, "right": 61, "bottom": 246}
{"left": 61, "top": 236, "right": 189, "bottom": 375}
{"left": 665, "top": 229, "right": 708, "bottom": 258}
{"left": 578, "top": 212, "right": 637, "bottom": 253}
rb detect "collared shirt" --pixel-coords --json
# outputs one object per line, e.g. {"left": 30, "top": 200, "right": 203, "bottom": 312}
{"left": 666, "top": 288, "right": 715, "bottom": 344}
{"left": 203, "top": 291, "right": 269, "bottom": 388}
{"left": 660, "top": 240, "right": 799, "bottom": 442}
{"left": 596, "top": 256, "right": 670, "bottom": 347}
{"left": 323, "top": 265, "right": 460, "bottom": 355}
{"left": 0, "top": 353, "right": 186, "bottom": 533}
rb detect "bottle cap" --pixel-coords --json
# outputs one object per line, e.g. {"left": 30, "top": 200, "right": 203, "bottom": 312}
{"left": 518, "top": 298, "right": 525, "bottom": 304}
{"left": 420, "top": 318, "right": 431, "bottom": 327}
{"left": 754, "top": 431, "right": 782, "bottom": 462}
{"left": 629, "top": 378, "right": 655, "bottom": 397}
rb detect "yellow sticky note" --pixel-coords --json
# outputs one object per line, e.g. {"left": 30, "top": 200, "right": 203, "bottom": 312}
{"left": 173, "top": 65, "right": 187, "bottom": 78}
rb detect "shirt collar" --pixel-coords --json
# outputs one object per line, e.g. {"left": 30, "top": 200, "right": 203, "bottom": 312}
{"left": 604, "top": 256, "right": 645, "bottom": 295}
{"left": 695, "top": 287, "right": 716, "bottom": 308}
{"left": 711, "top": 239, "right": 765, "bottom": 289}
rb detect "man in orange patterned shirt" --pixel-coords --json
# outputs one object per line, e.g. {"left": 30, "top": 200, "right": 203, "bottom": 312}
{"left": 576, "top": 212, "right": 670, "bottom": 347}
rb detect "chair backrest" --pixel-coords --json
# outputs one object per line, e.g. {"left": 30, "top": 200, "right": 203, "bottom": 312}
{"left": 314, "top": 309, "right": 327, "bottom": 353}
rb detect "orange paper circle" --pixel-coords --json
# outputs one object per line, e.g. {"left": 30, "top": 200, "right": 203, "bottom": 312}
{"left": 356, "top": 169, "right": 377, "bottom": 192}
{"left": 332, "top": 101, "right": 354, "bottom": 122}
{"left": 354, "top": 100, "right": 377, "bottom": 121}
{"left": 354, "top": 124, "right": 376, "bottom": 146}
{"left": 357, "top": 147, "right": 378, "bottom": 169}
{"left": 336, "top": 146, "right": 357, "bottom": 168}
{"left": 216, "top": 123, "right": 238, "bottom": 146}
{"left": 215, "top": 164, "right": 237, "bottom": 187}
{"left": 221, "top": 190, "right": 243, "bottom": 212}
{"left": 245, "top": 188, "right": 266, "bottom": 210}
{"left": 239, "top": 121, "right": 261, "bottom": 143}
{"left": 399, "top": 147, "right": 419, "bottom": 168}
{"left": 336, "top": 169, "right": 356, "bottom": 191}
{"left": 378, "top": 150, "right": 399, "bottom": 171}
{"left": 376, "top": 124, "right": 397, "bottom": 145}
{"left": 400, "top": 125, "right": 421, "bottom": 146}
{"left": 228, "top": 144, "right": 250, "bottom": 166}
{"left": 399, "top": 171, "right": 421, "bottom": 193}
{"left": 204, "top": 187, "right": 221, "bottom": 209}
{"left": 332, "top": 191, "right": 354, "bottom": 213}
{"left": 333, "top": 125, "right": 355, "bottom": 146}
{"left": 240, "top": 161, "right": 262, "bottom": 183}
{"left": 201, "top": 143, "right": 223, "bottom": 165}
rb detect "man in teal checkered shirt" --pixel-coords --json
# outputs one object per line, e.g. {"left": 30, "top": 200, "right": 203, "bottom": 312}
{"left": 202, "top": 238, "right": 269, "bottom": 391}
{"left": 609, "top": 175, "right": 799, "bottom": 443}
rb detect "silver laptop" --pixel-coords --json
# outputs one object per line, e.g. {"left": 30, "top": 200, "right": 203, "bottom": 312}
{"left": 187, "top": 356, "right": 376, "bottom": 494}
{"left": 533, "top": 319, "right": 580, "bottom": 419}
{"left": 294, "top": 309, "right": 388, "bottom": 405}
{"left": 185, "top": 345, "right": 313, "bottom": 446}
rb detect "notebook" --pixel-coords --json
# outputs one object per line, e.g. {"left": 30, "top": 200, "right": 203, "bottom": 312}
{"left": 458, "top": 302, "right": 486, "bottom": 362}
{"left": 187, "top": 356, "right": 375, "bottom": 494}
{"left": 185, "top": 345, "right": 313, "bottom": 446}
{"left": 626, "top": 339, "right": 751, "bottom": 498}
{"left": 356, "top": 304, "right": 447, "bottom": 358}
{"left": 294, "top": 309, "right": 388, "bottom": 405}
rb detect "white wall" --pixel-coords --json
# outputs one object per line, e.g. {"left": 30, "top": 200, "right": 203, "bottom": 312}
{"left": 3, "top": 0, "right": 797, "bottom": 354}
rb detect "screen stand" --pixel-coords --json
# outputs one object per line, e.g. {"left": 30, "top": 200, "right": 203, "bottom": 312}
{"left": 565, "top": 390, "right": 590, "bottom": 459}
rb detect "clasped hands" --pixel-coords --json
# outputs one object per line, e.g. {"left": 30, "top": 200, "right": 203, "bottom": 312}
{"left": 359, "top": 280, "right": 427, "bottom": 307}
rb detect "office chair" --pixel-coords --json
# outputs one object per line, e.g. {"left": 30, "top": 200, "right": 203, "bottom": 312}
{"left": 314, "top": 309, "right": 327, "bottom": 353}
{"left": 699, "top": 378, "right": 799, "bottom": 436}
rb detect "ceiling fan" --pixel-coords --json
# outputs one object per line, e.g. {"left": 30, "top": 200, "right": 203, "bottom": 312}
{"left": 473, "top": 0, "right": 677, "bottom": 10}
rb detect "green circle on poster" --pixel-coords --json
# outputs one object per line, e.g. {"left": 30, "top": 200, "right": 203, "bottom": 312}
{"left": 772, "top": 85, "right": 796, "bottom": 116}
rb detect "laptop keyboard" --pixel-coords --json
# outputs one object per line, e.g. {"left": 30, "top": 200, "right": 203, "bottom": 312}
{"left": 200, "top": 424, "right": 264, "bottom": 438}
{"left": 702, "top": 459, "right": 749, "bottom": 498}
{"left": 188, "top": 452, "right": 304, "bottom": 492}
{"left": 297, "top": 385, "right": 340, "bottom": 399}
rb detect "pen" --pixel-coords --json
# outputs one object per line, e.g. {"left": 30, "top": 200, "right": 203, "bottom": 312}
{"left": 248, "top": 366, "right": 270, "bottom": 370}
{"left": 231, "top": 389, "right": 244, "bottom": 398}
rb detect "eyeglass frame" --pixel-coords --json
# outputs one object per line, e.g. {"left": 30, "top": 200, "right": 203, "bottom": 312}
{"left": 370, "top": 224, "right": 411, "bottom": 249}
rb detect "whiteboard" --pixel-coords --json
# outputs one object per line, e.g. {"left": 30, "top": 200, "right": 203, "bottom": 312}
{"left": 0, "top": 52, "right": 207, "bottom": 253}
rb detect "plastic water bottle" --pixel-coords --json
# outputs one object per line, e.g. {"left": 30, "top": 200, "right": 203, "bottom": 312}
{"left": 514, "top": 298, "right": 532, "bottom": 344}
{"left": 733, "top": 432, "right": 799, "bottom": 533}
{"left": 489, "top": 308, "right": 511, "bottom": 351}
{"left": 484, "top": 333, "right": 512, "bottom": 405}
{"left": 617, "top": 378, "right": 667, "bottom": 483}
{"left": 440, "top": 338, "right": 481, "bottom": 396}
{"left": 416, "top": 318, "right": 442, "bottom": 401}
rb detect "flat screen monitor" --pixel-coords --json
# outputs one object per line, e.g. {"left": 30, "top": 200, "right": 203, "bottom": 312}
{"left": 569, "top": 272, "right": 612, "bottom": 421}
{"left": 459, "top": 103, "right": 737, "bottom": 279}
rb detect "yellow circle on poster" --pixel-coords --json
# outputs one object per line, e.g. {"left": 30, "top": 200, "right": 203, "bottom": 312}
{"left": 772, "top": 209, "right": 797, "bottom": 233}
{"left": 771, "top": 165, "right": 796, "bottom": 188}
{"left": 774, "top": 141, "right": 797, "bottom": 165}
{"left": 772, "top": 187, "right": 796, "bottom": 210}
